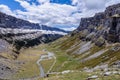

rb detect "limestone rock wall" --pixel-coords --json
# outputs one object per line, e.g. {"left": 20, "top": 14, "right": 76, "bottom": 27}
{"left": 77, "top": 3, "right": 120, "bottom": 42}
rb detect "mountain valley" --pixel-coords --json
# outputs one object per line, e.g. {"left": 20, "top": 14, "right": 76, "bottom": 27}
{"left": 0, "top": 3, "right": 120, "bottom": 80}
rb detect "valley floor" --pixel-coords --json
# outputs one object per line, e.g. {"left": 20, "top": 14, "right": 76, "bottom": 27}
{"left": 9, "top": 44, "right": 120, "bottom": 80}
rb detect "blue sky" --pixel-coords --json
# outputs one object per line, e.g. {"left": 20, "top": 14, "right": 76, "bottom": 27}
{"left": 0, "top": 0, "right": 120, "bottom": 31}
{"left": 0, "top": 0, "right": 72, "bottom": 11}
{"left": 0, "top": 0, "right": 24, "bottom": 10}
{"left": 0, "top": 0, "right": 65, "bottom": 10}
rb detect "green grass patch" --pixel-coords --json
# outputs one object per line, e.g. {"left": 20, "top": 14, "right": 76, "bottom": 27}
{"left": 12, "top": 46, "right": 46, "bottom": 79}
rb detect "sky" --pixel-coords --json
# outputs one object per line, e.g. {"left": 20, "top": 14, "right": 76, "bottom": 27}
{"left": 0, "top": 0, "right": 120, "bottom": 31}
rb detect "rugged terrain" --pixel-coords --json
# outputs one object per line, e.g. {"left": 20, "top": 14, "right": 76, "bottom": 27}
{"left": 46, "top": 3, "right": 120, "bottom": 71}
{"left": 0, "top": 12, "right": 68, "bottom": 79}
{"left": 39, "top": 3, "right": 120, "bottom": 80}
{"left": 0, "top": 12, "right": 69, "bottom": 51}
{"left": 0, "top": 3, "right": 120, "bottom": 80}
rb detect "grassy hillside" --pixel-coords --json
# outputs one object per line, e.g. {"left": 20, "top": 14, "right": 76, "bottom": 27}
{"left": 44, "top": 31, "right": 120, "bottom": 71}
{"left": 12, "top": 45, "right": 46, "bottom": 79}
{"left": 11, "top": 30, "right": 120, "bottom": 80}
{"left": 2, "top": 30, "right": 119, "bottom": 80}
{"left": 40, "top": 71, "right": 120, "bottom": 80}
{"left": 37, "top": 31, "right": 120, "bottom": 80}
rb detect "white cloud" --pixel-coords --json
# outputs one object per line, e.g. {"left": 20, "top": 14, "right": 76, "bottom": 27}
{"left": 0, "top": 0, "right": 120, "bottom": 31}
{"left": 0, "top": 4, "right": 15, "bottom": 16}
{"left": 37, "top": 0, "right": 50, "bottom": 4}
{"left": 15, "top": 0, "right": 31, "bottom": 10}
{"left": 105, "top": 0, "right": 120, "bottom": 7}
{"left": 61, "top": 27, "right": 76, "bottom": 31}
{"left": 72, "top": 0, "right": 79, "bottom": 5}
{"left": 14, "top": 0, "right": 79, "bottom": 27}
{"left": 84, "top": 0, "right": 106, "bottom": 9}
{"left": 72, "top": 0, "right": 120, "bottom": 17}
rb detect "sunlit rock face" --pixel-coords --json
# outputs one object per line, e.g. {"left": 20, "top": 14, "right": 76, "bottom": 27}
{"left": 77, "top": 3, "right": 120, "bottom": 43}
{"left": 77, "top": 12, "right": 105, "bottom": 31}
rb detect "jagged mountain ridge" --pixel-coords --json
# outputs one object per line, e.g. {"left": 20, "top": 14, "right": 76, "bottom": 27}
{"left": 0, "top": 12, "right": 69, "bottom": 79}
{"left": 0, "top": 12, "right": 69, "bottom": 52}
{"left": 46, "top": 3, "right": 120, "bottom": 72}
{"left": 0, "top": 12, "right": 69, "bottom": 33}
{"left": 77, "top": 3, "right": 120, "bottom": 42}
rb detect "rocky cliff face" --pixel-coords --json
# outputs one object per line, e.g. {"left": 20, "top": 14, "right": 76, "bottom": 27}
{"left": 77, "top": 3, "right": 120, "bottom": 43}
{"left": 0, "top": 27, "right": 63, "bottom": 52}
{"left": 0, "top": 12, "right": 69, "bottom": 33}
{"left": 0, "top": 12, "right": 69, "bottom": 53}
{"left": 46, "top": 3, "right": 120, "bottom": 74}
{"left": 78, "top": 12, "right": 105, "bottom": 30}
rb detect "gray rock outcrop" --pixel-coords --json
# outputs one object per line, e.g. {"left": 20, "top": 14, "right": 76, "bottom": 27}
{"left": 77, "top": 3, "right": 120, "bottom": 43}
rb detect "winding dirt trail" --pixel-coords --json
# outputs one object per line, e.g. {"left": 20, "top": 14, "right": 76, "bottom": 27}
{"left": 36, "top": 50, "right": 81, "bottom": 78}
{"left": 36, "top": 50, "right": 56, "bottom": 78}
